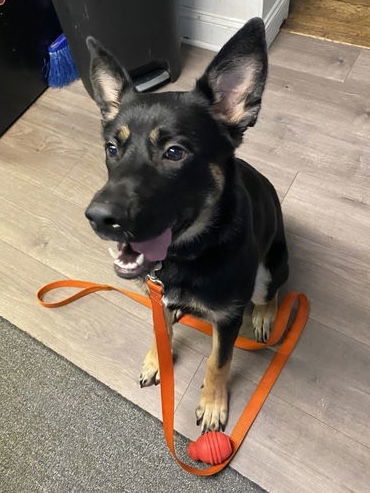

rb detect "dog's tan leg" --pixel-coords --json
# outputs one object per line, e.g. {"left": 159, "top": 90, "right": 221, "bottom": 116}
{"left": 139, "top": 308, "right": 173, "bottom": 387}
{"left": 196, "top": 342, "right": 230, "bottom": 432}
{"left": 196, "top": 313, "right": 242, "bottom": 432}
{"left": 252, "top": 294, "right": 278, "bottom": 343}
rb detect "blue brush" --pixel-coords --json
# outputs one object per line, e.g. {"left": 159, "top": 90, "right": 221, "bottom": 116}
{"left": 47, "top": 34, "right": 79, "bottom": 88}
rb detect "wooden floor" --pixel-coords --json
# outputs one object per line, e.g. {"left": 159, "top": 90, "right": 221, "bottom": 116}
{"left": 283, "top": 0, "right": 370, "bottom": 49}
{"left": 1, "top": 32, "right": 369, "bottom": 492}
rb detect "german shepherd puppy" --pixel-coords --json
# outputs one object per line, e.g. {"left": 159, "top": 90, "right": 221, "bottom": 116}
{"left": 85, "top": 18, "right": 288, "bottom": 432}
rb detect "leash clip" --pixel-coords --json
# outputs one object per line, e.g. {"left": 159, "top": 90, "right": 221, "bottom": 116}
{"left": 146, "top": 262, "right": 164, "bottom": 286}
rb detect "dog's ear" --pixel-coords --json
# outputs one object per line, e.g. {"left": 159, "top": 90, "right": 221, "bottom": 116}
{"left": 195, "top": 18, "right": 267, "bottom": 132}
{"left": 86, "top": 37, "right": 134, "bottom": 121}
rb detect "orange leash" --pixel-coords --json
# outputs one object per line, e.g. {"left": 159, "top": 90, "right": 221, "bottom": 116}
{"left": 37, "top": 278, "right": 309, "bottom": 475}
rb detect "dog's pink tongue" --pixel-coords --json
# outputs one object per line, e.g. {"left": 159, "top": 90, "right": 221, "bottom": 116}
{"left": 131, "top": 228, "right": 172, "bottom": 261}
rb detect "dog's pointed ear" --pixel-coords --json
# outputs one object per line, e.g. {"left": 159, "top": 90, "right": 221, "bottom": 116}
{"left": 195, "top": 18, "right": 268, "bottom": 132}
{"left": 86, "top": 36, "right": 135, "bottom": 121}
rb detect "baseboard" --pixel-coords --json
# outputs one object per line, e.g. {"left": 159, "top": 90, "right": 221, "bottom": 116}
{"left": 179, "top": 0, "right": 290, "bottom": 51}
{"left": 264, "top": 0, "right": 290, "bottom": 46}
{"left": 179, "top": 6, "right": 245, "bottom": 52}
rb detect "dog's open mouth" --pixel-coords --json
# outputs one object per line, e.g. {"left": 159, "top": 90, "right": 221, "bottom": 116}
{"left": 108, "top": 228, "right": 172, "bottom": 279}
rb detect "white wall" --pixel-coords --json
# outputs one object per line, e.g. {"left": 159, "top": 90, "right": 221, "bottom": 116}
{"left": 178, "top": 0, "right": 290, "bottom": 51}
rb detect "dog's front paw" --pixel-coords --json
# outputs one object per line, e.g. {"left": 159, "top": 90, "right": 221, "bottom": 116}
{"left": 139, "top": 349, "right": 160, "bottom": 388}
{"left": 195, "top": 384, "right": 228, "bottom": 433}
{"left": 252, "top": 296, "right": 278, "bottom": 343}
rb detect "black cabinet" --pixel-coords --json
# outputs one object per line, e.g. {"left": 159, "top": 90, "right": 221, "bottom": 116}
{"left": 0, "top": 0, "right": 61, "bottom": 136}
{"left": 52, "top": 0, "right": 181, "bottom": 96}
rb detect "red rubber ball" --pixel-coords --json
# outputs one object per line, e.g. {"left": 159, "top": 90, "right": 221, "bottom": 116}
{"left": 187, "top": 431, "right": 233, "bottom": 465}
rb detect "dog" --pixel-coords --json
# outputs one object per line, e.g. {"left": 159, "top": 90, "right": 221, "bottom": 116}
{"left": 85, "top": 18, "right": 289, "bottom": 433}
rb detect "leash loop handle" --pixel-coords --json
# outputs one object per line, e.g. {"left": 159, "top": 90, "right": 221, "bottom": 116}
{"left": 37, "top": 279, "right": 152, "bottom": 309}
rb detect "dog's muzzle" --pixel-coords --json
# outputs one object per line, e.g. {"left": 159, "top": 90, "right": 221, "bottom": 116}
{"left": 85, "top": 202, "right": 173, "bottom": 279}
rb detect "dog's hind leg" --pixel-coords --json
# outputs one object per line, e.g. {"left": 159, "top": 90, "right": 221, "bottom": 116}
{"left": 252, "top": 238, "right": 289, "bottom": 342}
{"left": 195, "top": 312, "right": 243, "bottom": 432}
{"left": 252, "top": 294, "right": 278, "bottom": 342}
{"left": 139, "top": 308, "right": 174, "bottom": 388}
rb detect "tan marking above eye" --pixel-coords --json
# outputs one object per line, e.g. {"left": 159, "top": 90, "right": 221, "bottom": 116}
{"left": 118, "top": 124, "right": 130, "bottom": 141}
{"left": 149, "top": 127, "right": 160, "bottom": 145}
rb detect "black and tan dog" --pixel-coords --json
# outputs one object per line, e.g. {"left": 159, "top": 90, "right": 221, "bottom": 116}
{"left": 85, "top": 18, "right": 289, "bottom": 432}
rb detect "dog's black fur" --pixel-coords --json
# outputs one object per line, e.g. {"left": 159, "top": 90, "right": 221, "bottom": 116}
{"left": 85, "top": 18, "right": 288, "bottom": 432}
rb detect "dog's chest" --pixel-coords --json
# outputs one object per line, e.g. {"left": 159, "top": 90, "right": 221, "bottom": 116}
{"left": 162, "top": 286, "right": 208, "bottom": 318}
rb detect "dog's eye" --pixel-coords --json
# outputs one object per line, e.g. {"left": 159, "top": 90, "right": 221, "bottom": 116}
{"left": 163, "top": 145, "right": 186, "bottom": 162}
{"left": 105, "top": 142, "right": 118, "bottom": 157}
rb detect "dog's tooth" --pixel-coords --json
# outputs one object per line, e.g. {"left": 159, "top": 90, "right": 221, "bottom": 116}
{"left": 108, "top": 247, "right": 118, "bottom": 259}
{"left": 114, "top": 257, "right": 139, "bottom": 271}
{"left": 125, "top": 262, "right": 138, "bottom": 270}
{"left": 114, "top": 259, "right": 124, "bottom": 268}
{"left": 137, "top": 254, "right": 144, "bottom": 266}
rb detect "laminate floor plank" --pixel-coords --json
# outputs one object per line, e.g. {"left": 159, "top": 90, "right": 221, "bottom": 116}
{"left": 269, "top": 31, "right": 361, "bottom": 81}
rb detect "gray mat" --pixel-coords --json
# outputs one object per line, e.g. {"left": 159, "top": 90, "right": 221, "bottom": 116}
{"left": 0, "top": 317, "right": 264, "bottom": 493}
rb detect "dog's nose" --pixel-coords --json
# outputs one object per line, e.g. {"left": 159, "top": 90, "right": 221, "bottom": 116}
{"left": 85, "top": 203, "right": 122, "bottom": 231}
